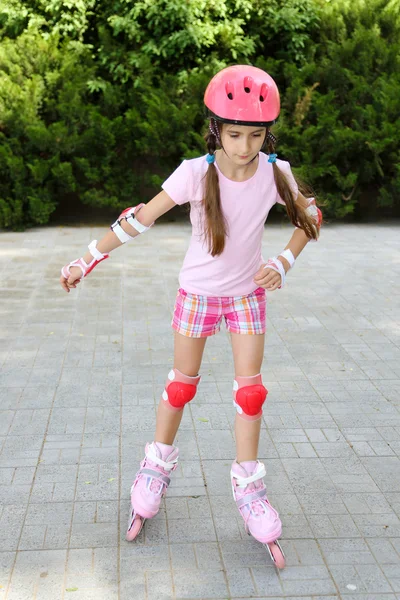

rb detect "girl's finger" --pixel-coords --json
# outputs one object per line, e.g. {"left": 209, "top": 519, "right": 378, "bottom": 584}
{"left": 257, "top": 273, "right": 280, "bottom": 287}
{"left": 265, "top": 276, "right": 281, "bottom": 290}
{"left": 255, "top": 272, "right": 275, "bottom": 285}
{"left": 59, "top": 277, "right": 69, "bottom": 292}
{"left": 256, "top": 268, "right": 280, "bottom": 283}
{"left": 254, "top": 267, "right": 273, "bottom": 282}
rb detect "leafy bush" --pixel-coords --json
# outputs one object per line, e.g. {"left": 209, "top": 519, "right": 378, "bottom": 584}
{"left": 277, "top": 0, "right": 400, "bottom": 217}
{"left": 0, "top": 0, "right": 399, "bottom": 229}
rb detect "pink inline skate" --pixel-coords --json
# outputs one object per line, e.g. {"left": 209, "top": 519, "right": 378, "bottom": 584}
{"left": 126, "top": 441, "right": 179, "bottom": 541}
{"left": 231, "top": 460, "right": 285, "bottom": 569}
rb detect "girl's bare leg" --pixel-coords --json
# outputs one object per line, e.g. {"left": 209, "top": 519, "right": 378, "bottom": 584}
{"left": 154, "top": 331, "right": 207, "bottom": 444}
{"left": 230, "top": 333, "right": 265, "bottom": 462}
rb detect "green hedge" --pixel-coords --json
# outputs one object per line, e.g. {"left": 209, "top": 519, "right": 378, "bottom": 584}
{"left": 0, "top": 0, "right": 399, "bottom": 229}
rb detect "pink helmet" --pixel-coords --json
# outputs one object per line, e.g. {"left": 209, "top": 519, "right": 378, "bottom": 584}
{"left": 204, "top": 65, "right": 280, "bottom": 126}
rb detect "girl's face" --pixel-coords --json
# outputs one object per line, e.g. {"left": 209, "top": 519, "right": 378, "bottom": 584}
{"left": 219, "top": 124, "right": 266, "bottom": 164}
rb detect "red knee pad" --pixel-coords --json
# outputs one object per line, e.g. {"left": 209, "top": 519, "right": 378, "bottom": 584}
{"left": 162, "top": 369, "right": 201, "bottom": 411}
{"left": 233, "top": 374, "right": 268, "bottom": 421}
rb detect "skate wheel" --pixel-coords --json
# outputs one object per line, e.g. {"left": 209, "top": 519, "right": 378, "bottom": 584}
{"left": 267, "top": 541, "right": 285, "bottom": 569}
{"left": 126, "top": 512, "right": 144, "bottom": 542}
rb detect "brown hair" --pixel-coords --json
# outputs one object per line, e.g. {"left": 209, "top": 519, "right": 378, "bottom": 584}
{"left": 203, "top": 124, "right": 321, "bottom": 256}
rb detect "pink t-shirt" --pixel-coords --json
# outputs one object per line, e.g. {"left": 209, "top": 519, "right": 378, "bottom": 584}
{"left": 162, "top": 152, "right": 298, "bottom": 297}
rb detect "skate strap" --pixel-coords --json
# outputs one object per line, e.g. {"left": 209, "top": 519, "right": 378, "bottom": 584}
{"left": 139, "top": 468, "right": 171, "bottom": 487}
{"left": 147, "top": 443, "right": 178, "bottom": 471}
{"left": 235, "top": 487, "right": 266, "bottom": 509}
{"left": 230, "top": 462, "right": 266, "bottom": 488}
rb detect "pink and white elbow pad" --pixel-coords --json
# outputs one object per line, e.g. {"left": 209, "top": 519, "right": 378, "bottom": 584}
{"left": 306, "top": 198, "right": 323, "bottom": 228}
{"left": 110, "top": 204, "right": 154, "bottom": 243}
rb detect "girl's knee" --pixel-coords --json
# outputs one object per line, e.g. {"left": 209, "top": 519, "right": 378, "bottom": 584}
{"left": 233, "top": 374, "right": 268, "bottom": 421}
{"left": 162, "top": 368, "right": 201, "bottom": 411}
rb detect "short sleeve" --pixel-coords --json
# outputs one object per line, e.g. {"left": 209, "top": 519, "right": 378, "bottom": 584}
{"left": 162, "top": 160, "right": 192, "bottom": 206}
{"left": 275, "top": 159, "right": 299, "bottom": 206}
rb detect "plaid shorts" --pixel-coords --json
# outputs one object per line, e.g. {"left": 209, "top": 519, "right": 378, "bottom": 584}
{"left": 172, "top": 287, "right": 266, "bottom": 338}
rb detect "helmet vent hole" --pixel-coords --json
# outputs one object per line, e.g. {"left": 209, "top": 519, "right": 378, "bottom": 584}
{"left": 225, "top": 81, "right": 235, "bottom": 100}
{"left": 260, "top": 83, "right": 269, "bottom": 104}
{"left": 243, "top": 76, "right": 253, "bottom": 93}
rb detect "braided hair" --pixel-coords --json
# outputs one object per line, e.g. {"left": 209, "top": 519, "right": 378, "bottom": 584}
{"left": 203, "top": 120, "right": 228, "bottom": 256}
{"left": 264, "top": 132, "right": 319, "bottom": 240}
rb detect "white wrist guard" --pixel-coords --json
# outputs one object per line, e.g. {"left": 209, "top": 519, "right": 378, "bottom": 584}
{"left": 264, "top": 257, "right": 286, "bottom": 288}
{"left": 111, "top": 204, "right": 154, "bottom": 243}
{"left": 278, "top": 249, "right": 295, "bottom": 269}
{"left": 61, "top": 240, "right": 109, "bottom": 280}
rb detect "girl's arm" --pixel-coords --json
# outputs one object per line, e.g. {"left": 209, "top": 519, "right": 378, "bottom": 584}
{"left": 60, "top": 191, "right": 177, "bottom": 292}
{"left": 81, "top": 191, "right": 176, "bottom": 264}
{"left": 254, "top": 192, "right": 318, "bottom": 290}
{"left": 277, "top": 192, "right": 317, "bottom": 271}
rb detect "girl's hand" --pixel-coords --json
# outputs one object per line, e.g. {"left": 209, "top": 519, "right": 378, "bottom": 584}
{"left": 60, "top": 266, "right": 82, "bottom": 293}
{"left": 253, "top": 265, "right": 282, "bottom": 291}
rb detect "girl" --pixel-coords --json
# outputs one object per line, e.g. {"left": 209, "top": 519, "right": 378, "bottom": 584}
{"left": 60, "top": 65, "right": 322, "bottom": 568}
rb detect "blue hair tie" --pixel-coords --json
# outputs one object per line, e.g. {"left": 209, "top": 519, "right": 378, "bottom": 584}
{"left": 206, "top": 153, "right": 216, "bottom": 164}
{"left": 268, "top": 153, "right": 278, "bottom": 163}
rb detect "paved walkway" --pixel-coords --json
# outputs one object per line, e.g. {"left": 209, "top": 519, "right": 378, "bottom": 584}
{"left": 0, "top": 221, "right": 400, "bottom": 600}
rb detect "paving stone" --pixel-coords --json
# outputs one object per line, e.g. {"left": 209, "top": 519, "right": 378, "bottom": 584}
{"left": 5, "top": 549, "right": 67, "bottom": 599}
{"left": 1, "top": 223, "right": 400, "bottom": 598}
{"left": 173, "top": 569, "right": 228, "bottom": 598}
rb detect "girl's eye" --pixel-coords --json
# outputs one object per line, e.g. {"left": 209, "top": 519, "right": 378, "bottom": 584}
{"left": 228, "top": 134, "right": 261, "bottom": 138}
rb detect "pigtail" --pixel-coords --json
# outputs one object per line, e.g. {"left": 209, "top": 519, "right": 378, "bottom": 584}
{"left": 266, "top": 132, "right": 321, "bottom": 241}
{"left": 202, "top": 128, "right": 228, "bottom": 256}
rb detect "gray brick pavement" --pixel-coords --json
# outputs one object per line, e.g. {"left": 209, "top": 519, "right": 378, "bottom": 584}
{"left": 0, "top": 221, "right": 400, "bottom": 599}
